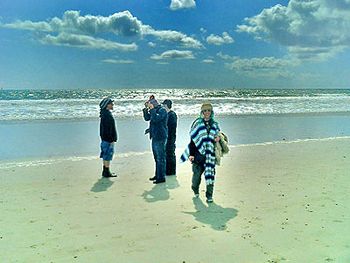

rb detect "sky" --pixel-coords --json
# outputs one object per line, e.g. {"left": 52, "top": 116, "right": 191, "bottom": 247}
{"left": 1, "top": 0, "right": 350, "bottom": 89}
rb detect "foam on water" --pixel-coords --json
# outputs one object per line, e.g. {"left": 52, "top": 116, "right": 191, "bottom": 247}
{"left": 0, "top": 151, "right": 152, "bottom": 170}
{"left": 233, "top": 135, "right": 350, "bottom": 148}
{"left": 1, "top": 88, "right": 350, "bottom": 121}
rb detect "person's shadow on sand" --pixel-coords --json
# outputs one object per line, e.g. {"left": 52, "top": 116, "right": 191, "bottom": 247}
{"left": 165, "top": 175, "right": 180, "bottom": 190}
{"left": 90, "top": 177, "right": 114, "bottom": 192}
{"left": 142, "top": 184, "right": 170, "bottom": 202}
{"left": 184, "top": 197, "right": 238, "bottom": 231}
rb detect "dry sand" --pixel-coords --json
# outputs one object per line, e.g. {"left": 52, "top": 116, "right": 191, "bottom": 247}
{"left": 1, "top": 139, "right": 350, "bottom": 263}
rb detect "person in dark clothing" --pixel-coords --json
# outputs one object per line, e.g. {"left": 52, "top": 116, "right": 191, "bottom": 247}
{"left": 143, "top": 96, "right": 168, "bottom": 184}
{"left": 99, "top": 97, "right": 118, "bottom": 178}
{"left": 162, "top": 99, "right": 177, "bottom": 176}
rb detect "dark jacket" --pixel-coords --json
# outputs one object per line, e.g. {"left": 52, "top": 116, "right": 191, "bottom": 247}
{"left": 100, "top": 109, "right": 117, "bottom": 143}
{"left": 143, "top": 105, "right": 168, "bottom": 141}
{"left": 189, "top": 140, "right": 206, "bottom": 165}
{"left": 167, "top": 110, "right": 177, "bottom": 144}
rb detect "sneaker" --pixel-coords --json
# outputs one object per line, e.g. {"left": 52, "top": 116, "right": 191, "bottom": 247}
{"left": 206, "top": 198, "right": 213, "bottom": 203}
{"left": 149, "top": 176, "right": 157, "bottom": 181}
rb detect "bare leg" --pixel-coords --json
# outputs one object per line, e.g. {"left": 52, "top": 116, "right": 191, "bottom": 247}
{"left": 103, "top": 160, "right": 110, "bottom": 168}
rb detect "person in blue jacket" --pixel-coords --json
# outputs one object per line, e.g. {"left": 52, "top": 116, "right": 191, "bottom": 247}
{"left": 143, "top": 96, "right": 168, "bottom": 184}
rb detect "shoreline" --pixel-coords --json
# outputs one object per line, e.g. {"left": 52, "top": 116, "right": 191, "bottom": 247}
{"left": 2, "top": 135, "right": 350, "bottom": 166}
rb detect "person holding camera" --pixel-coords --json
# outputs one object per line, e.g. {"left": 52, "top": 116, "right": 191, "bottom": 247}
{"left": 143, "top": 96, "right": 168, "bottom": 184}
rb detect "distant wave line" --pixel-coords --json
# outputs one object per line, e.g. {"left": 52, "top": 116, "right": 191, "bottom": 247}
{"left": 232, "top": 136, "right": 350, "bottom": 148}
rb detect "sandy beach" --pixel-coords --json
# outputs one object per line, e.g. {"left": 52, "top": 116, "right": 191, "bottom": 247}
{"left": 1, "top": 138, "right": 350, "bottom": 262}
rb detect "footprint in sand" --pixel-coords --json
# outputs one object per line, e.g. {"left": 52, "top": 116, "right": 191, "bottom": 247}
{"left": 267, "top": 258, "right": 287, "bottom": 263}
{"left": 241, "top": 233, "right": 252, "bottom": 239}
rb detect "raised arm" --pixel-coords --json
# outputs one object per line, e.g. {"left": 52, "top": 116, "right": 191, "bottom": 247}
{"left": 143, "top": 107, "right": 151, "bottom": 121}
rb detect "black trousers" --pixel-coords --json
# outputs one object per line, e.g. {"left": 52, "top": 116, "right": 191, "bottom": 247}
{"left": 191, "top": 163, "right": 214, "bottom": 198}
{"left": 165, "top": 141, "right": 176, "bottom": 175}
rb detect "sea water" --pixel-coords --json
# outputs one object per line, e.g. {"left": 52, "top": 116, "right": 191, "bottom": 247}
{"left": 1, "top": 88, "right": 350, "bottom": 160}
{"left": 2, "top": 88, "right": 350, "bottom": 121}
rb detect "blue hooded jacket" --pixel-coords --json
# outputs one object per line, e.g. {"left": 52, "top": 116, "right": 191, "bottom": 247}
{"left": 143, "top": 105, "right": 168, "bottom": 141}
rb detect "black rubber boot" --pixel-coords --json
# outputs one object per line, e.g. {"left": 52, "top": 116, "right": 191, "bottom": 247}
{"left": 102, "top": 166, "right": 117, "bottom": 177}
{"left": 102, "top": 166, "right": 109, "bottom": 177}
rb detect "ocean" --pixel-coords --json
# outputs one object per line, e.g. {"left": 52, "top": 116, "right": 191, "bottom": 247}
{"left": 1, "top": 88, "right": 350, "bottom": 161}
{"left": 2, "top": 88, "right": 350, "bottom": 121}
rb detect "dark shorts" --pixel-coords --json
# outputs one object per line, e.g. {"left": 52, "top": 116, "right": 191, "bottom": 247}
{"left": 100, "top": 141, "right": 114, "bottom": 161}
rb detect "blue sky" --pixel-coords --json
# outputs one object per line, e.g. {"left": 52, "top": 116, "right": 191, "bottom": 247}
{"left": 1, "top": 0, "right": 350, "bottom": 89}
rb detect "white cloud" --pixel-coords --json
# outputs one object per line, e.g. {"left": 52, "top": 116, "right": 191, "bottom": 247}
{"left": 156, "top": 62, "right": 170, "bottom": 65}
{"left": 2, "top": 20, "right": 52, "bottom": 32}
{"left": 151, "top": 50, "right": 195, "bottom": 60}
{"left": 40, "top": 33, "right": 137, "bottom": 51}
{"left": 218, "top": 52, "right": 298, "bottom": 79}
{"left": 288, "top": 46, "right": 345, "bottom": 61}
{"left": 54, "top": 10, "right": 142, "bottom": 36}
{"left": 102, "top": 58, "right": 134, "bottom": 64}
{"left": 228, "top": 56, "right": 296, "bottom": 71}
{"left": 202, "top": 59, "right": 215, "bottom": 63}
{"left": 206, "top": 32, "right": 234, "bottom": 45}
{"left": 170, "top": 0, "right": 196, "bottom": 10}
{"left": 1, "top": 10, "right": 203, "bottom": 50}
{"left": 148, "top": 42, "right": 156, "bottom": 48}
{"left": 237, "top": 0, "right": 350, "bottom": 60}
{"left": 143, "top": 27, "right": 203, "bottom": 49}
{"left": 217, "top": 52, "right": 238, "bottom": 61}
{"left": 3, "top": 10, "right": 143, "bottom": 37}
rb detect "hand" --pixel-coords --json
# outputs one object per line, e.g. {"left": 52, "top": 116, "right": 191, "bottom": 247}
{"left": 148, "top": 103, "right": 154, "bottom": 109}
{"left": 189, "top": 156, "right": 194, "bottom": 163}
{"left": 215, "top": 136, "right": 220, "bottom": 142}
